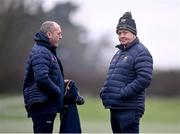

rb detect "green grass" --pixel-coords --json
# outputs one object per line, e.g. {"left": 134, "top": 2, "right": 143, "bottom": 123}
{"left": 0, "top": 95, "right": 180, "bottom": 133}
{"left": 143, "top": 98, "right": 180, "bottom": 123}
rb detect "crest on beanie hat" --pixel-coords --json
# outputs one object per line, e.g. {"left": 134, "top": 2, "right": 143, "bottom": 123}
{"left": 116, "top": 12, "right": 137, "bottom": 35}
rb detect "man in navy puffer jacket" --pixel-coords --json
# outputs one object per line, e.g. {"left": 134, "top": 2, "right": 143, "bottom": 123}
{"left": 100, "top": 12, "right": 153, "bottom": 133}
{"left": 23, "top": 21, "right": 64, "bottom": 133}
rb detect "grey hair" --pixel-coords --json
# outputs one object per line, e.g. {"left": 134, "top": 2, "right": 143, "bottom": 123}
{"left": 40, "top": 21, "right": 56, "bottom": 34}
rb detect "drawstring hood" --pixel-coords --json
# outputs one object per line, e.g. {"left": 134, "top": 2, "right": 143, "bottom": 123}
{"left": 34, "top": 31, "right": 64, "bottom": 78}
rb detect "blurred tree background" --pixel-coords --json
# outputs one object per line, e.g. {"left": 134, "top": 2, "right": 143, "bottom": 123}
{"left": 0, "top": 0, "right": 180, "bottom": 97}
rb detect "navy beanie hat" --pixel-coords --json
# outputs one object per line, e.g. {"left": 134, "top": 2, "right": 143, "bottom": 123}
{"left": 116, "top": 12, "right": 137, "bottom": 35}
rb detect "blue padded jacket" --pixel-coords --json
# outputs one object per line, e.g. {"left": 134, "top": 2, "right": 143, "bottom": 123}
{"left": 23, "top": 32, "right": 64, "bottom": 117}
{"left": 100, "top": 38, "right": 153, "bottom": 113}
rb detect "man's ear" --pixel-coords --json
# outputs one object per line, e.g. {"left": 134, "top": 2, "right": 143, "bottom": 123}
{"left": 46, "top": 31, "right": 52, "bottom": 38}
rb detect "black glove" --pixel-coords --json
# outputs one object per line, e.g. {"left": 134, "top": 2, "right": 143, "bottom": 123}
{"left": 64, "top": 80, "right": 85, "bottom": 105}
{"left": 76, "top": 95, "right": 85, "bottom": 105}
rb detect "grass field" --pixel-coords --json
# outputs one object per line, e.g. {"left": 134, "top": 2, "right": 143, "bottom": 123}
{"left": 0, "top": 95, "right": 180, "bottom": 133}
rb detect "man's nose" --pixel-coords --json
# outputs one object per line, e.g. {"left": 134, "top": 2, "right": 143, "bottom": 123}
{"left": 59, "top": 34, "right": 62, "bottom": 39}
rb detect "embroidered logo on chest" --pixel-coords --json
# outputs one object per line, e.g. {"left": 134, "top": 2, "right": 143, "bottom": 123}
{"left": 123, "top": 56, "right": 128, "bottom": 62}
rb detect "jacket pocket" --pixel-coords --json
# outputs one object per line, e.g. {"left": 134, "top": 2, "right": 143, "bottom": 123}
{"left": 23, "top": 83, "right": 48, "bottom": 111}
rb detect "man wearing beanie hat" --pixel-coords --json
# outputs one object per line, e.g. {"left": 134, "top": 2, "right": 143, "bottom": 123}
{"left": 100, "top": 12, "right": 153, "bottom": 133}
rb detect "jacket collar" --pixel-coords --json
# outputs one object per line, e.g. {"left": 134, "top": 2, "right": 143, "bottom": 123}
{"left": 34, "top": 31, "right": 56, "bottom": 55}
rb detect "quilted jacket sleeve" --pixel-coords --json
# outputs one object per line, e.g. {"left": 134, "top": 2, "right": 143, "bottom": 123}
{"left": 119, "top": 50, "right": 153, "bottom": 98}
{"left": 31, "top": 50, "right": 61, "bottom": 97}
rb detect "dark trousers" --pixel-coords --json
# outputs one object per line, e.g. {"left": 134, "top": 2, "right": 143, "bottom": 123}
{"left": 31, "top": 113, "right": 56, "bottom": 133}
{"left": 110, "top": 109, "right": 143, "bottom": 133}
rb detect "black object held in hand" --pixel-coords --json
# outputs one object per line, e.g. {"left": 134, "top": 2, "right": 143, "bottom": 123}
{"left": 76, "top": 96, "right": 85, "bottom": 105}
